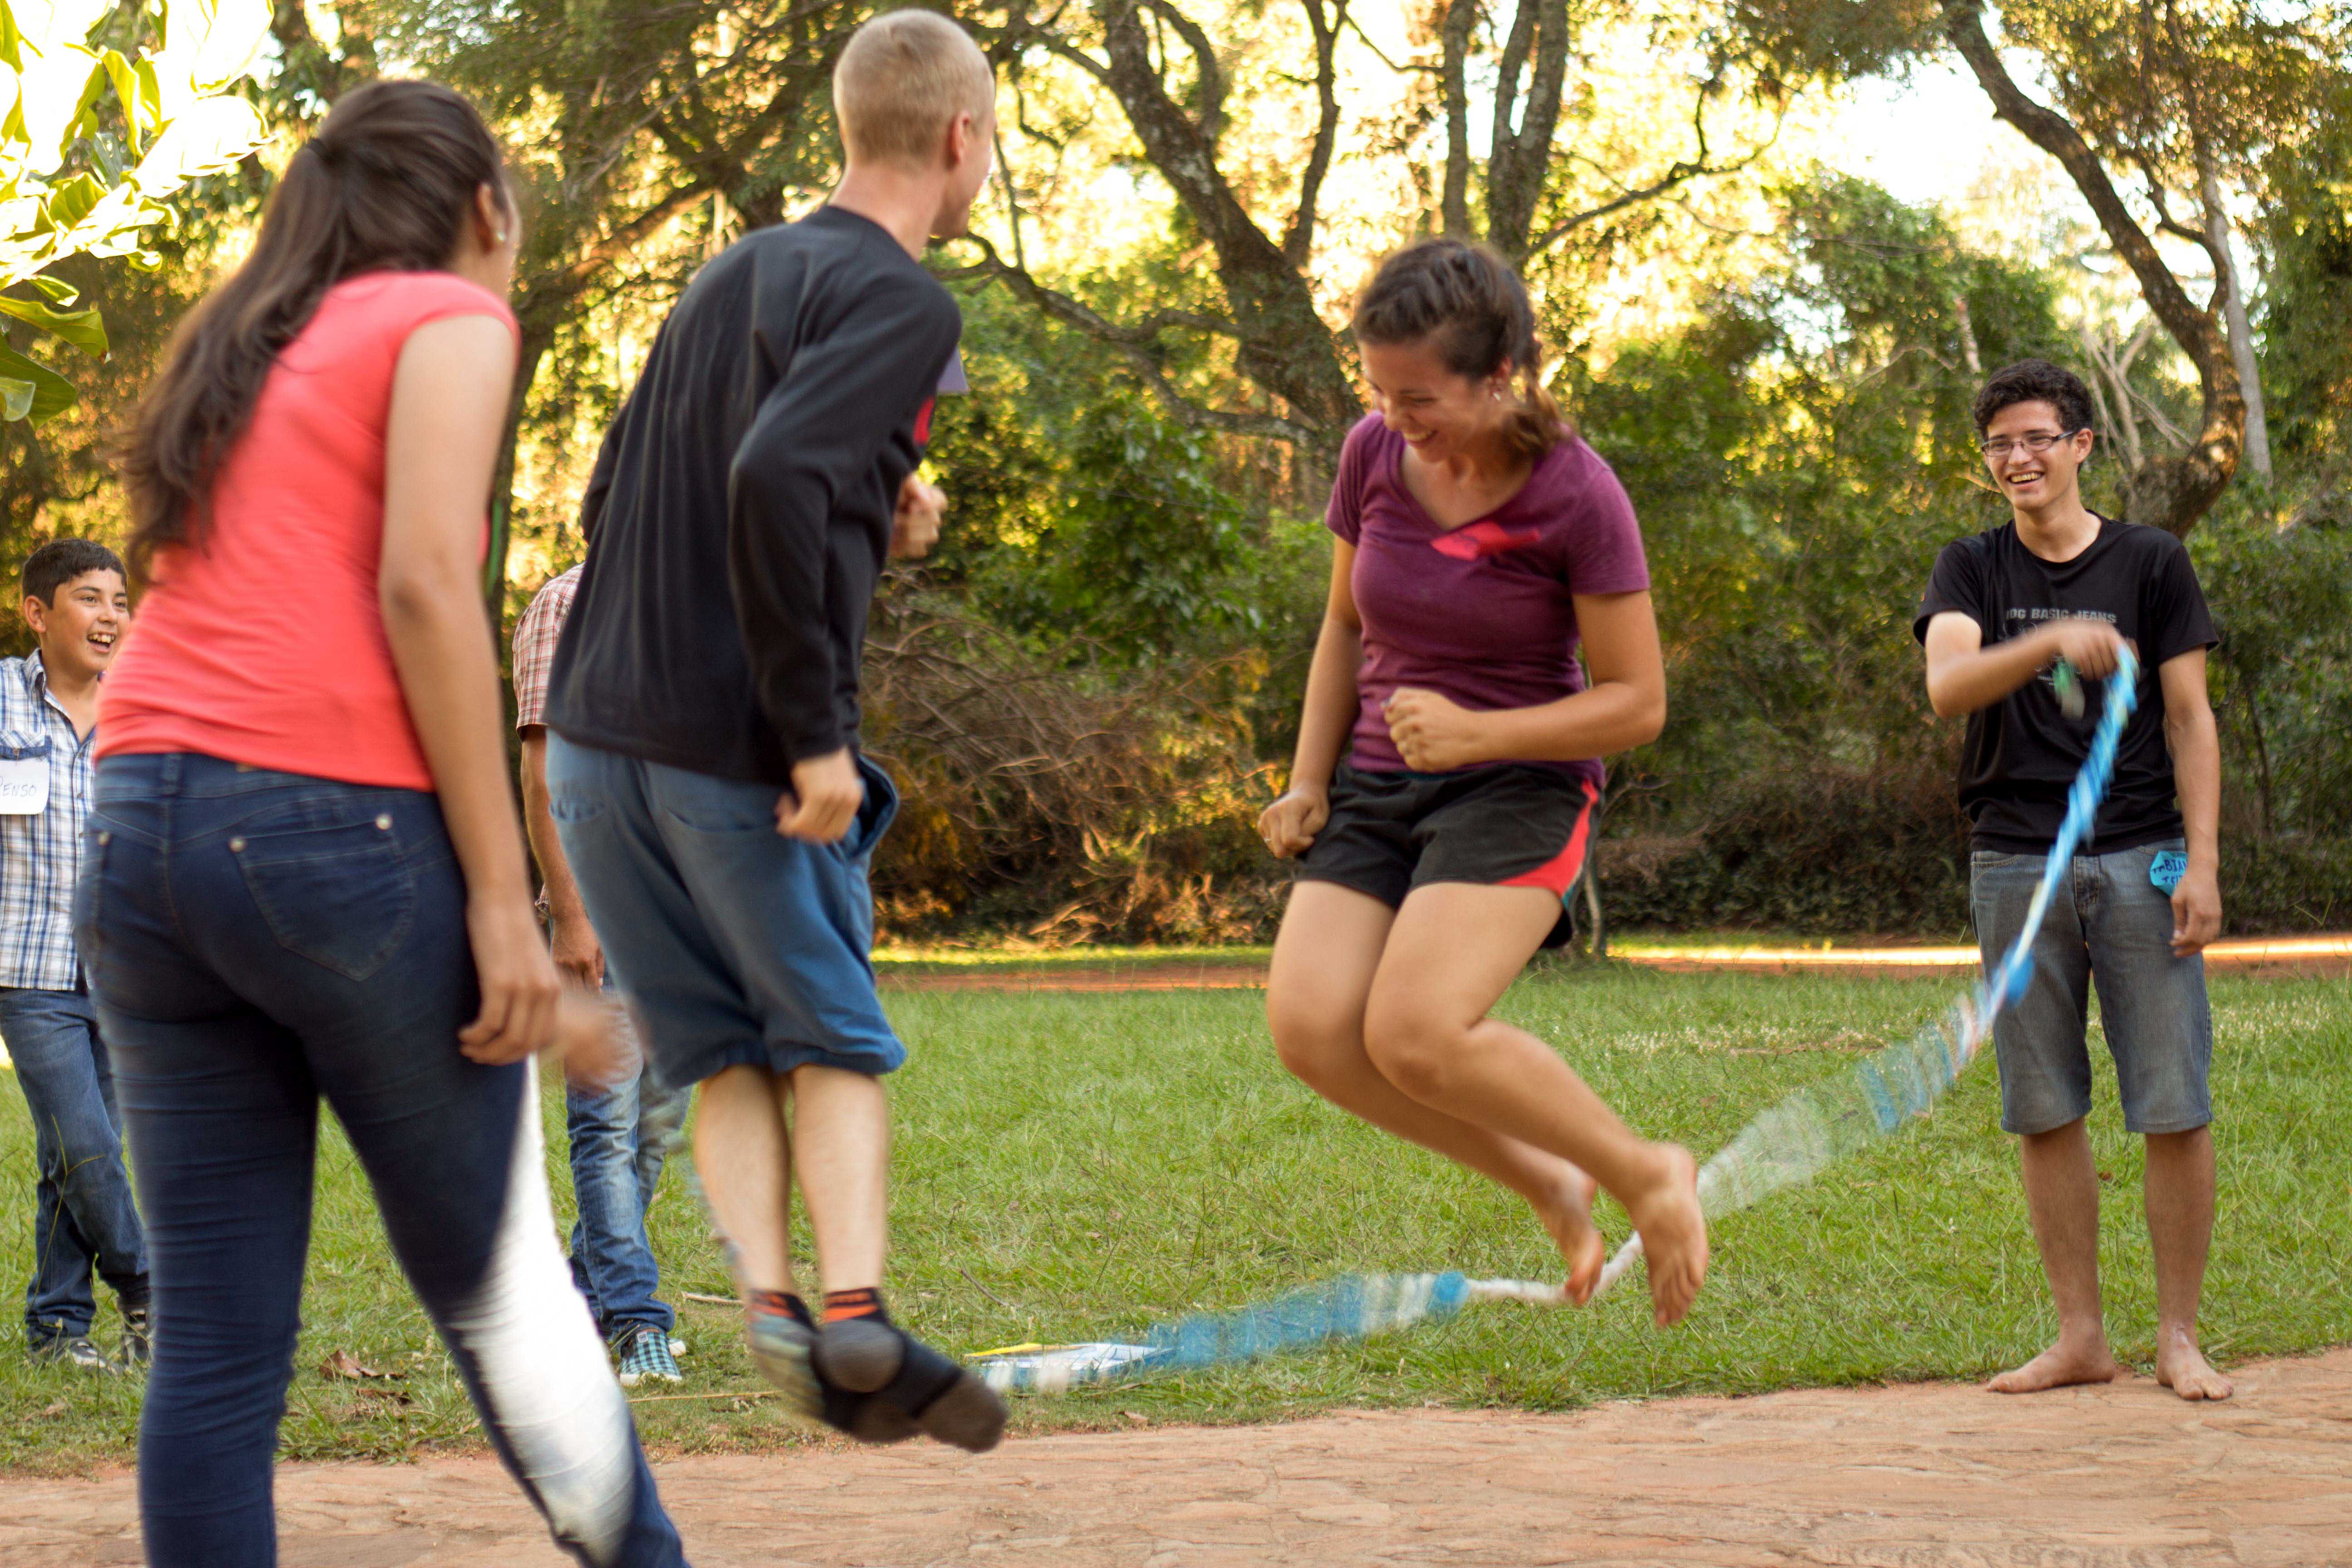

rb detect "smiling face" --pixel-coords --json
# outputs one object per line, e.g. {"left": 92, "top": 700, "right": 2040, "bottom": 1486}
{"left": 1359, "top": 335, "right": 1511, "bottom": 466}
{"left": 1982, "top": 398, "right": 2094, "bottom": 514}
{"left": 24, "top": 569, "right": 130, "bottom": 682}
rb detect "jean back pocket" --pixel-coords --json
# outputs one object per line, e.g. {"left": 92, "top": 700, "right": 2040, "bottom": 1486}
{"left": 233, "top": 810, "right": 417, "bottom": 981}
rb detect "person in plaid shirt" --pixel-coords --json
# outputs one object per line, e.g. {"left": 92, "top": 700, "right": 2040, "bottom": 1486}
{"left": 0, "top": 540, "right": 149, "bottom": 1370}
{"left": 514, "top": 564, "right": 688, "bottom": 1386}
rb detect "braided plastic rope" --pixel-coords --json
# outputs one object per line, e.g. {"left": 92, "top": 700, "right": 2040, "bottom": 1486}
{"left": 1592, "top": 646, "right": 2142, "bottom": 1297}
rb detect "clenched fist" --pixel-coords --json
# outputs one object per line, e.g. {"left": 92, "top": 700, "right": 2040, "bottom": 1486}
{"left": 1384, "top": 686, "right": 1488, "bottom": 772}
{"left": 1259, "top": 789, "right": 1329, "bottom": 858}
{"left": 892, "top": 474, "right": 946, "bottom": 560}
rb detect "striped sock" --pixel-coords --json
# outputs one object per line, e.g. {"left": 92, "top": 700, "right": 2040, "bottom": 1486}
{"left": 822, "top": 1287, "right": 886, "bottom": 1323}
{"left": 748, "top": 1289, "right": 812, "bottom": 1327}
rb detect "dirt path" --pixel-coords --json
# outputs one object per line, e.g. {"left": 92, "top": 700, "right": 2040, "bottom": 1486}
{"left": 11, "top": 1349, "right": 2348, "bottom": 1566}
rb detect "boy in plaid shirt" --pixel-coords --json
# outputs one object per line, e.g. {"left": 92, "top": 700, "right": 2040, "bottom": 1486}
{"left": 1, "top": 540, "right": 149, "bottom": 1370}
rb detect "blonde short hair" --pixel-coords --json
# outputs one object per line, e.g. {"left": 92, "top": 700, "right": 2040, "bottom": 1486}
{"left": 833, "top": 10, "right": 995, "bottom": 166}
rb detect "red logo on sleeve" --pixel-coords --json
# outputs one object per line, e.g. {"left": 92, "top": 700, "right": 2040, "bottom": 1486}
{"left": 913, "top": 397, "right": 936, "bottom": 447}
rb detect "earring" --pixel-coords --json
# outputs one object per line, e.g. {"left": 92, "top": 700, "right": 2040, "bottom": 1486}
{"left": 495, "top": 230, "right": 510, "bottom": 245}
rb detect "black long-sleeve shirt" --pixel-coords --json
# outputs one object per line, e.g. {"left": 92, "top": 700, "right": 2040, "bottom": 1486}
{"left": 545, "top": 206, "right": 961, "bottom": 784}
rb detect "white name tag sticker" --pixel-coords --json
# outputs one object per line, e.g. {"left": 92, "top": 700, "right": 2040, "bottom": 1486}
{"left": 0, "top": 755, "right": 50, "bottom": 815}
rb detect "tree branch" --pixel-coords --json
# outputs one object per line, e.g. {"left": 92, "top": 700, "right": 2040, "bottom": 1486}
{"left": 1527, "top": 81, "right": 1775, "bottom": 255}
{"left": 1438, "top": 0, "right": 1475, "bottom": 236}
{"left": 945, "top": 235, "right": 1316, "bottom": 444}
{"left": 1283, "top": 0, "right": 1345, "bottom": 265}
{"left": 1142, "top": 0, "right": 1225, "bottom": 137}
{"left": 1486, "top": 0, "right": 1572, "bottom": 258}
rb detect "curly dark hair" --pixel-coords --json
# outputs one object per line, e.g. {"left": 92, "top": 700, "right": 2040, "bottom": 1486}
{"left": 1971, "top": 358, "right": 2097, "bottom": 438}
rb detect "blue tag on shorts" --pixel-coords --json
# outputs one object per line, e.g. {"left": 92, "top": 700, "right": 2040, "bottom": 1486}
{"left": 2150, "top": 848, "right": 2188, "bottom": 896}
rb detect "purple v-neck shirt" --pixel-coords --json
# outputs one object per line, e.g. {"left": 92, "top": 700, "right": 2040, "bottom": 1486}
{"left": 1327, "top": 413, "right": 1650, "bottom": 784}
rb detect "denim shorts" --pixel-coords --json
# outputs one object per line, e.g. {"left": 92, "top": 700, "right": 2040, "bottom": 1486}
{"left": 544, "top": 737, "right": 905, "bottom": 1088}
{"left": 1969, "top": 837, "right": 2213, "bottom": 1136}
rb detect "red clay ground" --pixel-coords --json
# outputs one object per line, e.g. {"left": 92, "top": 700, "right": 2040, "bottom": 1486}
{"left": 10, "top": 1348, "right": 2347, "bottom": 1566}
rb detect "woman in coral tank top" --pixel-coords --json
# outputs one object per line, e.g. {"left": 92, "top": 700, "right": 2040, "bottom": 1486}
{"left": 92, "top": 80, "right": 686, "bottom": 1568}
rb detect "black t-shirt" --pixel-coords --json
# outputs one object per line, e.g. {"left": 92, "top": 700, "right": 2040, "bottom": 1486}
{"left": 547, "top": 206, "right": 962, "bottom": 785}
{"left": 1912, "top": 515, "right": 2216, "bottom": 853}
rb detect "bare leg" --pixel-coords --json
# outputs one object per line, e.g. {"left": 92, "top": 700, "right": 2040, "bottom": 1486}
{"left": 1359, "top": 882, "right": 1706, "bottom": 1327}
{"left": 788, "top": 1064, "right": 889, "bottom": 1295}
{"left": 1989, "top": 1117, "right": 2120, "bottom": 1393}
{"left": 1267, "top": 882, "right": 1604, "bottom": 1300}
{"left": 693, "top": 1064, "right": 794, "bottom": 1295}
{"left": 2145, "top": 1126, "right": 2231, "bottom": 1400}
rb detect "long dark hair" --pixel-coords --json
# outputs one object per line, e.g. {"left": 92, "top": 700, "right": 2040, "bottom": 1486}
{"left": 121, "top": 79, "right": 510, "bottom": 583}
{"left": 1352, "top": 237, "right": 1569, "bottom": 464}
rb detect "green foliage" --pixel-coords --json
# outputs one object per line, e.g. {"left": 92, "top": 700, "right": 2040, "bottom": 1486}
{"left": 1585, "top": 174, "right": 2068, "bottom": 817}
{"left": 2192, "top": 501, "right": 2352, "bottom": 840}
{"left": 1, "top": 0, "right": 270, "bottom": 422}
{"left": 927, "top": 292, "right": 1303, "bottom": 667}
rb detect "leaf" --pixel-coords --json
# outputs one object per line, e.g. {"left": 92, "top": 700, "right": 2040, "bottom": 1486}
{"left": 21, "top": 273, "right": 77, "bottom": 305}
{"left": 38, "top": 170, "right": 105, "bottom": 232}
{"left": 0, "top": 290, "right": 106, "bottom": 355}
{"left": 0, "top": 374, "right": 33, "bottom": 421}
{"left": 0, "top": 339, "right": 76, "bottom": 422}
{"left": 0, "top": 0, "right": 23, "bottom": 72}
{"left": 318, "top": 1348, "right": 398, "bottom": 1380}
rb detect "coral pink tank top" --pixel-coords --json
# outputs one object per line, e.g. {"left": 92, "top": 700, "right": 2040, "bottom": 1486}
{"left": 99, "top": 271, "right": 517, "bottom": 791}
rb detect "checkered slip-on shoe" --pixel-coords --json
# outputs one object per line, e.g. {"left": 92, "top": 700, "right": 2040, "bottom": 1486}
{"left": 612, "top": 1322, "right": 682, "bottom": 1388}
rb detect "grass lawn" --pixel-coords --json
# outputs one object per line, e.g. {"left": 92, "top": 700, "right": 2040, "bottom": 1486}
{"left": 2, "top": 963, "right": 2346, "bottom": 1473}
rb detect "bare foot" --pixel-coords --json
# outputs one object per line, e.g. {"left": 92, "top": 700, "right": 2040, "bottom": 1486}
{"left": 1620, "top": 1143, "right": 1707, "bottom": 1327}
{"left": 1534, "top": 1165, "right": 1604, "bottom": 1305}
{"left": 1987, "top": 1338, "right": 2119, "bottom": 1394}
{"left": 2155, "top": 1328, "right": 2234, "bottom": 1401}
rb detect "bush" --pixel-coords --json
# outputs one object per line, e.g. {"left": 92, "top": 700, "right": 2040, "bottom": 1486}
{"left": 1598, "top": 765, "right": 1972, "bottom": 936}
{"left": 863, "top": 593, "right": 1288, "bottom": 945}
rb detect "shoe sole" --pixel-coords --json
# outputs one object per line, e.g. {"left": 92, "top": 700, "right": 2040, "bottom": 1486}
{"left": 918, "top": 1371, "right": 1008, "bottom": 1453}
{"left": 815, "top": 1318, "right": 904, "bottom": 1393}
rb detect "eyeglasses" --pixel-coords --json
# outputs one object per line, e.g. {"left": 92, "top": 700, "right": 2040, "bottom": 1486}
{"left": 1980, "top": 430, "right": 2084, "bottom": 458}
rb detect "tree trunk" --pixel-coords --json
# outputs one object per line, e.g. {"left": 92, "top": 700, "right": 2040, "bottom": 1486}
{"left": 2198, "top": 153, "right": 2272, "bottom": 485}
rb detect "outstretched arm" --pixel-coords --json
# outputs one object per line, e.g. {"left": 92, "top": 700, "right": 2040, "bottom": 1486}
{"left": 1381, "top": 590, "right": 1667, "bottom": 770}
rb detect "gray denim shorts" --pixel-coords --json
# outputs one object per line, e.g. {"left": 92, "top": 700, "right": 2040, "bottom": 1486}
{"left": 1969, "top": 837, "right": 2214, "bottom": 1137}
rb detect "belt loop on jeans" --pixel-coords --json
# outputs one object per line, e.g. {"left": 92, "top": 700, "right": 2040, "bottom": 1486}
{"left": 157, "top": 753, "right": 184, "bottom": 794}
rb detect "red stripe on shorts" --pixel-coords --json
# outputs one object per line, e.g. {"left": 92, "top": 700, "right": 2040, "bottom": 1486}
{"left": 1499, "top": 781, "right": 1597, "bottom": 896}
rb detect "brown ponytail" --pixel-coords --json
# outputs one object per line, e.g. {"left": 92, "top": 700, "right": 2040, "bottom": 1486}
{"left": 1352, "top": 237, "right": 1568, "bottom": 463}
{"left": 120, "top": 79, "right": 510, "bottom": 584}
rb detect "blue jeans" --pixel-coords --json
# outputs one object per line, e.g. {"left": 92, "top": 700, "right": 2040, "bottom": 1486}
{"left": 545, "top": 738, "right": 904, "bottom": 1088}
{"left": 0, "top": 985, "right": 148, "bottom": 1343}
{"left": 1970, "top": 837, "right": 2215, "bottom": 1136}
{"left": 566, "top": 1014, "right": 686, "bottom": 1336}
{"left": 79, "top": 754, "right": 686, "bottom": 1568}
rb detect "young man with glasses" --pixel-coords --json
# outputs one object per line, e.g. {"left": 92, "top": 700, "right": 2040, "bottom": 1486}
{"left": 1914, "top": 358, "right": 2231, "bottom": 1402}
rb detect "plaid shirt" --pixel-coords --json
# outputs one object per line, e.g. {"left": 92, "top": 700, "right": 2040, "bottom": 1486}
{"left": 0, "top": 653, "right": 96, "bottom": 991}
{"left": 513, "top": 565, "right": 582, "bottom": 731}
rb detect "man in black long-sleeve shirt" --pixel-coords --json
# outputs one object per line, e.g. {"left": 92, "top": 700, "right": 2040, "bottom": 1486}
{"left": 544, "top": 9, "right": 1007, "bottom": 1451}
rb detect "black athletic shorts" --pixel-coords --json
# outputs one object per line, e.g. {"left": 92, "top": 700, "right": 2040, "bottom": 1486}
{"left": 1294, "top": 763, "right": 1598, "bottom": 946}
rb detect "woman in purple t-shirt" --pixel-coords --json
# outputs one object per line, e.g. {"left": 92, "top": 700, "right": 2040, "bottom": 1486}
{"left": 1259, "top": 239, "right": 1706, "bottom": 1326}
